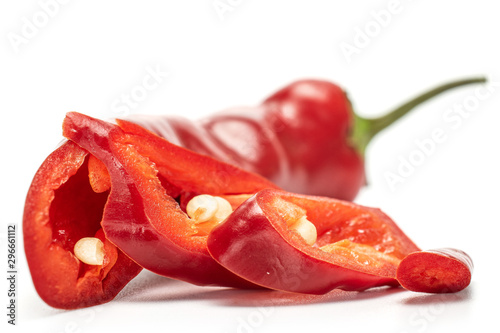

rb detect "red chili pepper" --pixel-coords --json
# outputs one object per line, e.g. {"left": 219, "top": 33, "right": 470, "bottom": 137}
{"left": 396, "top": 248, "right": 473, "bottom": 293}
{"left": 207, "top": 189, "right": 420, "bottom": 294}
{"left": 24, "top": 113, "right": 277, "bottom": 309}
{"left": 64, "top": 114, "right": 276, "bottom": 283}
{"left": 25, "top": 77, "right": 480, "bottom": 308}
{"left": 23, "top": 141, "right": 142, "bottom": 309}
{"left": 126, "top": 77, "right": 485, "bottom": 200}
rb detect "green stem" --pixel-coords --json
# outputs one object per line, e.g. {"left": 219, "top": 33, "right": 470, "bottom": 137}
{"left": 350, "top": 77, "right": 487, "bottom": 156}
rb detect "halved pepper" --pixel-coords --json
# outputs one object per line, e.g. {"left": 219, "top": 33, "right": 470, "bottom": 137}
{"left": 61, "top": 112, "right": 278, "bottom": 288}
{"left": 207, "top": 189, "right": 421, "bottom": 294}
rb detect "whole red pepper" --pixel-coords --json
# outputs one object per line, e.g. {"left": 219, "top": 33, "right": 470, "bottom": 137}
{"left": 127, "top": 77, "right": 485, "bottom": 200}
{"left": 24, "top": 113, "right": 277, "bottom": 309}
{"left": 207, "top": 189, "right": 421, "bottom": 294}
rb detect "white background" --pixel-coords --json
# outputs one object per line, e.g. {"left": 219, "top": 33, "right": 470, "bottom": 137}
{"left": 1, "top": 1, "right": 499, "bottom": 332}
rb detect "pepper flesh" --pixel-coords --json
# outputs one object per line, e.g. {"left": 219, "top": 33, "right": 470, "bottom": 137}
{"left": 23, "top": 141, "right": 142, "bottom": 309}
{"left": 396, "top": 248, "right": 473, "bottom": 293}
{"left": 62, "top": 112, "right": 278, "bottom": 288}
{"left": 207, "top": 189, "right": 420, "bottom": 294}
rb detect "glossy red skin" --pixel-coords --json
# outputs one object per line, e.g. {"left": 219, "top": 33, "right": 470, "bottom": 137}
{"left": 207, "top": 189, "right": 420, "bottom": 294}
{"left": 23, "top": 141, "right": 142, "bottom": 309}
{"left": 396, "top": 248, "right": 473, "bottom": 293}
{"left": 63, "top": 112, "right": 277, "bottom": 288}
{"left": 126, "top": 80, "right": 363, "bottom": 200}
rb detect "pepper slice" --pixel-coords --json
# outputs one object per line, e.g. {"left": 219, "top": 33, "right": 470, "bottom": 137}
{"left": 396, "top": 248, "right": 473, "bottom": 293}
{"left": 207, "top": 189, "right": 420, "bottom": 294}
{"left": 23, "top": 141, "right": 142, "bottom": 309}
{"left": 62, "top": 112, "right": 278, "bottom": 288}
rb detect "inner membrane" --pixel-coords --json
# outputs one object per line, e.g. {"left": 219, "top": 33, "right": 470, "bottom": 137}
{"left": 49, "top": 156, "right": 110, "bottom": 276}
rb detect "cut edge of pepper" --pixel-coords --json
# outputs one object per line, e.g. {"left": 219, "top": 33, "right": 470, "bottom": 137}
{"left": 255, "top": 189, "right": 412, "bottom": 280}
{"left": 23, "top": 141, "right": 140, "bottom": 309}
